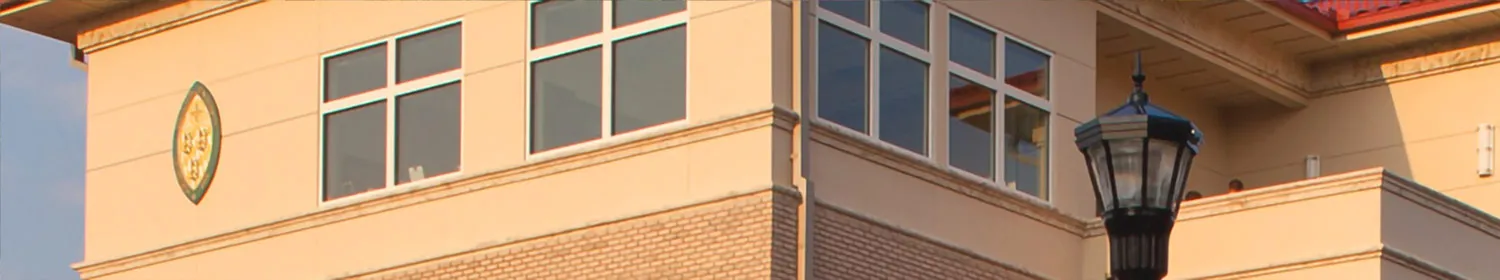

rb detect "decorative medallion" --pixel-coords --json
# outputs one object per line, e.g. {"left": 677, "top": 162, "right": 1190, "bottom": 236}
{"left": 172, "top": 82, "right": 223, "bottom": 205}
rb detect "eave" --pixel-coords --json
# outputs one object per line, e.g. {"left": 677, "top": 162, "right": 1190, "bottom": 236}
{"left": 1277, "top": 0, "right": 1499, "bottom": 37}
{"left": 0, "top": 0, "right": 140, "bottom": 45}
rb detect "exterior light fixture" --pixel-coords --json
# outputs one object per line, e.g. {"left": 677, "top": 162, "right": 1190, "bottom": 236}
{"left": 1074, "top": 52, "right": 1203, "bottom": 280}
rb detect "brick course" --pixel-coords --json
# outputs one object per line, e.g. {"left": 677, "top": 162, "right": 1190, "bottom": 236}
{"left": 343, "top": 190, "right": 800, "bottom": 280}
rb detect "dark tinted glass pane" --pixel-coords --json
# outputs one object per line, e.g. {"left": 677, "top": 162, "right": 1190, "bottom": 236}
{"left": 949, "top": 16, "right": 995, "bottom": 77}
{"left": 397, "top": 23, "right": 462, "bottom": 83}
{"left": 1004, "top": 96, "right": 1048, "bottom": 198}
{"left": 817, "top": 22, "right": 869, "bottom": 133}
{"left": 948, "top": 75, "right": 993, "bottom": 178}
{"left": 396, "top": 82, "right": 462, "bottom": 184}
{"left": 532, "top": 0, "right": 603, "bottom": 48}
{"left": 325, "top": 44, "right": 388, "bottom": 101}
{"left": 880, "top": 0, "right": 928, "bottom": 49}
{"left": 821, "top": 0, "right": 867, "bottom": 25}
{"left": 614, "top": 0, "right": 685, "bottom": 27}
{"left": 532, "top": 48, "right": 603, "bottom": 152}
{"left": 1005, "top": 39, "right": 1050, "bottom": 98}
{"left": 323, "top": 101, "right": 387, "bottom": 200}
{"left": 613, "top": 26, "right": 687, "bottom": 134}
{"left": 878, "top": 47, "right": 927, "bottom": 155}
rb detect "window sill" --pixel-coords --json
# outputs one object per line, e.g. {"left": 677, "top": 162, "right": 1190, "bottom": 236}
{"left": 526, "top": 119, "right": 692, "bottom": 163}
{"left": 319, "top": 172, "right": 467, "bottom": 209}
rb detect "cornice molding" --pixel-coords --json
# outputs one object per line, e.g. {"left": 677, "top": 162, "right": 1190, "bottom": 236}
{"left": 72, "top": 106, "right": 799, "bottom": 279}
{"left": 1310, "top": 26, "right": 1500, "bottom": 96}
{"left": 77, "top": 0, "right": 263, "bottom": 53}
{"left": 807, "top": 121, "right": 1088, "bottom": 237}
{"left": 1381, "top": 173, "right": 1500, "bottom": 240}
{"left": 1382, "top": 245, "right": 1471, "bottom": 280}
{"left": 1184, "top": 245, "right": 1468, "bottom": 280}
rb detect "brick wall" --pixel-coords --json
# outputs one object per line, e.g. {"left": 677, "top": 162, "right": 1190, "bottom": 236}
{"left": 812, "top": 206, "right": 1042, "bottom": 280}
{"left": 344, "top": 190, "right": 800, "bottom": 280}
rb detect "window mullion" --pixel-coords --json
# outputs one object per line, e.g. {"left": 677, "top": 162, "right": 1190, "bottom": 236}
{"left": 384, "top": 38, "right": 399, "bottom": 188}
{"left": 995, "top": 91, "right": 1007, "bottom": 187}
{"left": 601, "top": 6, "right": 615, "bottom": 138}
{"left": 869, "top": 41, "right": 881, "bottom": 137}
{"left": 994, "top": 34, "right": 1006, "bottom": 79}
{"left": 384, "top": 96, "right": 397, "bottom": 188}
{"left": 602, "top": 40, "right": 615, "bottom": 138}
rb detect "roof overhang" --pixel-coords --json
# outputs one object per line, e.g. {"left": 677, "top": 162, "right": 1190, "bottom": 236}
{"left": 0, "top": 0, "right": 139, "bottom": 45}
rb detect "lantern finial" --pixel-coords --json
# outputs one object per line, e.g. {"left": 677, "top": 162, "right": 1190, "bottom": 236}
{"left": 1130, "top": 51, "right": 1148, "bottom": 111}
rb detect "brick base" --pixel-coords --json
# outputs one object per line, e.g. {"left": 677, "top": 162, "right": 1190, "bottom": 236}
{"left": 340, "top": 189, "right": 1039, "bottom": 280}
{"left": 812, "top": 206, "right": 1042, "bottom": 280}
{"left": 343, "top": 189, "right": 801, "bottom": 280}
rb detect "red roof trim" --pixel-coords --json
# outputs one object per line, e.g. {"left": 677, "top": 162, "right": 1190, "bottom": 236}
{"left": 1277, "top": 0, "right": 1495, "bottom": 35}
{"left": 1270, "top": 0, "right": 1338, "bottom": 32}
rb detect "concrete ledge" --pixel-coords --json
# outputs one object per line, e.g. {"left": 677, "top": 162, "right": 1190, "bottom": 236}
{"left": 1182, "top": 245, "right": 1467, "bottom": 280}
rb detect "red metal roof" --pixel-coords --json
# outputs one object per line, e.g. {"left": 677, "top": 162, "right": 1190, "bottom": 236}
{"left": 1281, "top": 0, "right": 1494, "bottom": 34}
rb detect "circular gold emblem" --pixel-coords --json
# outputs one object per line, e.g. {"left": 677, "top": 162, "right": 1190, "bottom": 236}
{"left": 172, "top": 82, "right": 222, "bottom": 204}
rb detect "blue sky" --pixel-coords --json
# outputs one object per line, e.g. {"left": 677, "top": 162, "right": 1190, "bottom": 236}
{"left": 0, "top": 25, "right": 87, "bottom": 280}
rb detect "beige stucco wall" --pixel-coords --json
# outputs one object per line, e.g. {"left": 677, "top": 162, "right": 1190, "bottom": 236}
{"left": 1225, "top": 60, "right": 1500, "bottom": 214}
{"left": 1382, "top": 259, "right": 1441, "bottom": 280}
{"left": 1167, "top": 187, "right": 1383, "bottom": 278}
{"left": 81, "top": 2, "right": 790, "bottom": 277}
{"left": 1380, "top": 190, "right": 1500, "bottom": 277}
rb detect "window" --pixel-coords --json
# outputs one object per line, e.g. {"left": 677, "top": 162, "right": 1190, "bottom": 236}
{"left": 321, "top": 22, "right": 463, "bottom": 202}
{"left": 816, "top": 0, "right": 931, "bottom": 156}
{"left": 947, "top": 14, "right": 1053, "bottom": 200}
{"left": 529, "top": 0, "right": 688, "bottom": 154}
{"left": 948, "top": 76, "right": 994, "bottom": 178}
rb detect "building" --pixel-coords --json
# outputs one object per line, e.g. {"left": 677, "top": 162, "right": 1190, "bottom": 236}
{"left": 3, "top": 0, "right": 1500, "bottom": 279}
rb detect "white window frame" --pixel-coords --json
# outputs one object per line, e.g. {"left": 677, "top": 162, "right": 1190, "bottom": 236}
{"left": 946, "top": 10, "right": 1056, "bottom": 201}
{"left": 813, "top": 0, "right": 936, "bottom": 160}
{"left": 524, "top": 0, "right": 692, "bottom": 161}
{"left": 317, "top": 19, "right": 466, "bottom": 206}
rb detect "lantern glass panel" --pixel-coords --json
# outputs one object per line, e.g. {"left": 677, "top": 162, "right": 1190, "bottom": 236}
{"left": 1107, "top": 138, "right": 1144, "bottom": 208}
{"left": 1146, "top": 139, "right": 1183, "bottom": 209}
{"left": 1171, "top": 145, "right": 1195, "bottom": 211}
{"left": 1087, "top": 143, "right": 1115, "bottom": 210}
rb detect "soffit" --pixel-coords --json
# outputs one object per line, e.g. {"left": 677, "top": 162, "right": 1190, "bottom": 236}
{"left": 1097, "top": 16, "right": 1276, "bottom": 109}
{"left": 0, "top": 0, "right": 140, "bottom": 44}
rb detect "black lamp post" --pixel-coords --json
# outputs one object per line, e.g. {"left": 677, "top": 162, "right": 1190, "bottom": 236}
{"left": 1074, "top": 52, "right": 1203, "bottom": 280}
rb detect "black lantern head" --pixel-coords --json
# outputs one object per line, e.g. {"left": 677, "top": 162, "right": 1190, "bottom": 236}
{"left": 1074, "top": 52, "right": 1202, "bottom": 280}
